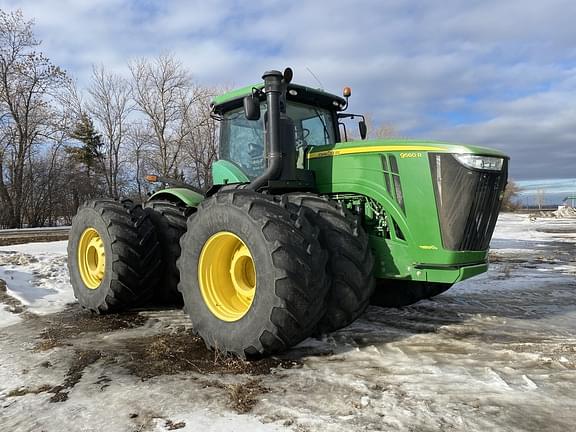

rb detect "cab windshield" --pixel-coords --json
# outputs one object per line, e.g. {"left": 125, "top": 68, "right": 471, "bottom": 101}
{"left": 219, "top": 102, "right": 336, "bottom": 178}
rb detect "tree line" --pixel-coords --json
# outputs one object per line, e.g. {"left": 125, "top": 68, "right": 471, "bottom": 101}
{"left": 0, "top": 10, "right": 219, "bottom": 228}
{"left": 0, "top": 10, "right": 521, "bottom": 228}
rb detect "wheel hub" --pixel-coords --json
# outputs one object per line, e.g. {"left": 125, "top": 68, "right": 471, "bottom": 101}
{"left": 78, "top": 228, "right": 106, "bottom": 289}
{"left": 198, "top": 231, "right": 256, "bottom": 321}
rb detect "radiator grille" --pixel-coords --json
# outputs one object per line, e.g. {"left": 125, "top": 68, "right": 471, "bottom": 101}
{"left": 429, "top": 153, "right": 508, "bottom": 251}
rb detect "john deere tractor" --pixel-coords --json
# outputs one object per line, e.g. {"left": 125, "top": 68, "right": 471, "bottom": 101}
{"left": 68, "top": 68, "right": 508, "bottom": 357}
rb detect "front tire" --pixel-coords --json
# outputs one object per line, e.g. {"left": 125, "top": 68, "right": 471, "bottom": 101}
{"left": 177, "top": 190, "right": 329, "bottom": 357}
{"left": 67, "top": 199, "right": 161, "bottom": 313}
{"left": 283, "top": 193, "right": 375, "bottom": 334}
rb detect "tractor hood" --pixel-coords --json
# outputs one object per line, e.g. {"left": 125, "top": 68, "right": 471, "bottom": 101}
{"left": 307, "top": 139, "right": 508, "bottom": 160}
{"left": 307, "top": 138, "right": 509, "bottom": 283}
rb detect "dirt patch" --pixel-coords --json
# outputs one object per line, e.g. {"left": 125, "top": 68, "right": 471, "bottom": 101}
{"left": 225, "top": 379, "right": 269, "bottom": 413}
{"left": 489, "top": 253, "right": 527, "bottom": 264}
{"left": 34, "top": 304, "right": 148, "bottom": 351}
{"left": 48, "top": 350, "right": 103, "bottom": 402}
{"left": 6, "top": 350, "right": 103, "bottom": 403}
{"left": 127, "top": 412, "right": 187, "bottom": 432}
{"left": 120, "top": 331, "right": 300, "bottom": 379}
{"left": 5, "top": 301, "right": 298, "bottom": 409}
{"left": 24, "top": 304, "right": 299, "bottom": 400}
{"left": 164, "top": 419, "right": 186, "bottom": 430}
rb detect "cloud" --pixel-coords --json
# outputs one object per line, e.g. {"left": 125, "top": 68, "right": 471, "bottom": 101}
{"left": 0, "top": 0, "right": 574, "bottom": 181}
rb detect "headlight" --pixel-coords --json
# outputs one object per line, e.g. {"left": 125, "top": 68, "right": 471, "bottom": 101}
{"left": 453, "top": 154, "right": 504, "bottom": 171}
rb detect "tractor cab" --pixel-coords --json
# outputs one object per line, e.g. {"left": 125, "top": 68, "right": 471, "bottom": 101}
{"left": 210, "top": 81, "right": 359, "bottom": 185}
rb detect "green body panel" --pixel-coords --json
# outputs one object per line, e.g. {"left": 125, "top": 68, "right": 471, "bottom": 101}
{"left": 307, "top": 139, "right": 503, "bottom": 283}
{"left": 148, "top": 188, "right": 204, "bottom": 207}
{"left": 212, "top": 160, "right": 251, "bottom": 184}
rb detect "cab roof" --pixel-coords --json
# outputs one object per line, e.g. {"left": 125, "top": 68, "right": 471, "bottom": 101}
{"left": 211, "top": 83, "right": 347, "bottom": 114}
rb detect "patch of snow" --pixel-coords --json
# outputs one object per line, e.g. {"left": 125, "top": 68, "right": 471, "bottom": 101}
{"left": 553, "top": 207, "right": 576, "bottom": 218}
{"left": 0, "top": 307, "right": 22, "bottom": 328}
{"left": 0, "top": 240, "right": 68, "bottom": 255}
{"left": 0, "top": 241, "right": 74, "bottom": 315}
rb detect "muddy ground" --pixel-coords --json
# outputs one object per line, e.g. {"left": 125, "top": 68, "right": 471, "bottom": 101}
{"left": 0, "top": 213, "right": 575, "bottom": 431}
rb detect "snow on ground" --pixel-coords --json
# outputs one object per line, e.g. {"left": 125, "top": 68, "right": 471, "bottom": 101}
{"left": 0, "top": 213, "right": 575, "bottom": 432}
{"left": 0, "top": 241, "right": 74, "bottom": 319}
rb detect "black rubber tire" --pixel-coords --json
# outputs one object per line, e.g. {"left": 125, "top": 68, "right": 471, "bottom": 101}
{"left": 371, "top": 280, "right": 452, "bottom": 308}
{"left": 67, "top": 199, "right": 161, "bottom": 313}
{"left": 282, "top": 193, "right": 375, "bottom": 334}
{"left": 177, "top": 190, "right": 329, "bottom": 357}
{"left": 144, "top": 199, "right": 191, "bottom": 306}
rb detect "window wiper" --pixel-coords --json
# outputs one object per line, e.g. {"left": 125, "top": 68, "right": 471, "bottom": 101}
{"left": 312, "top": 106, "right": 330, "bottom": 144}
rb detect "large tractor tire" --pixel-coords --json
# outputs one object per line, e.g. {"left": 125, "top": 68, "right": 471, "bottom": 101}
{"left": 67, "top": 199, "right": 161, "bottom": 313}
{"left": 371, "top": 280, "right": 452, "bottom": 308}
{"left": 144, "top": 199, "right": 191, "bottom": 306}
{"left": 283, "top": 193, "right": 375, "bottom": 334}
{"left": 177, "top": 190, "right": 329, "bottom": 357}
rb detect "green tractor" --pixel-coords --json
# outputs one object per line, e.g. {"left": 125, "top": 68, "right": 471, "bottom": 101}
{"left": 67, "top": 68, "right": 508, "bottom": 357}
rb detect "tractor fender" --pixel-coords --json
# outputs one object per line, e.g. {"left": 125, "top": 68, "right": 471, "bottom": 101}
{"left": 212, "top": 160, "right": 251, "bottom": 186}
{"left": 147, "top": 188, "right": 204, "bottom": 208}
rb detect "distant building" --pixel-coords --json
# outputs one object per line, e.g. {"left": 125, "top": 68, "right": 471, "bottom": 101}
{"left": 563, "top": 196, "right": 576, "bottom": 207}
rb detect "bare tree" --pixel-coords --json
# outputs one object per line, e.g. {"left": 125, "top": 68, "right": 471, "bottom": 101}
{"left": 535, "top": 188, "right": 546, "bottom": 210}
{"left": 129, "top": 54, "right": 203, "bottom": 179}
{"left": 127, "top": 121, "right": 156, "bottom": 201}
{"left": 87, "top": 65, "right": 132, "bottom": 198}
{"left": 182, "top": 86, "right": 219, "bottom": 188}
{"left": 341, "top": 112, "right": 398, "bottom": 141}
{"left": 364, "top": 113, "right": 399, "bottom": 139}
{"left": 0, "top": 10, "right": 67, "bottom": 227}
{"left": 501, "top": 179, "right": 521, "bottom": 212}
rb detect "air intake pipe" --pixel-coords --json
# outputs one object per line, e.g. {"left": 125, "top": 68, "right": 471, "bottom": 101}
{"left": 248, "top": 69, "right": 290, "bottom": 191}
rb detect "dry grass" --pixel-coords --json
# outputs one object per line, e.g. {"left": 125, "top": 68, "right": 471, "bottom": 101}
{"left": 225, "top": 379, "right": 269, "bottom": 413}
{"left": 122, "top": 331, "right": 298, "bottom": 379}
{"left": 33, "top": 305, "right": 147, "bottom": 351}
{"left": 7, "top": 384, "right": 54, "bottom": 397}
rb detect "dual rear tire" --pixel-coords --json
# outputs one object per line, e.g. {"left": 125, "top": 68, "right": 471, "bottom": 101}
{"left": 67, "top": 199, "right": 161, "bottom": 313}
{"left": 281, "top": 193, "right": 375, "bottom": 334}
{"left": 177, "top": 190, "right": 330, "bottom": 357}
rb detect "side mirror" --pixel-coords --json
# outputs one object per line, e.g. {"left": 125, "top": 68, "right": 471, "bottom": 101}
{"left": 243, "top": 95, "right": 260, "bottom": 121}
{"left": 359, "top": 120, "right": 367, "bottom": 140}
{"left": 283, "top": 67, "right": 293, "bottom": 84}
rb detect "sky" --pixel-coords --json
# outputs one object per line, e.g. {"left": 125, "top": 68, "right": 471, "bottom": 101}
{"left": 1, "top": 0, "right": 575, "bottom": 182}
{"left": 516, "top": 178, "right": 576, "bottom": 207}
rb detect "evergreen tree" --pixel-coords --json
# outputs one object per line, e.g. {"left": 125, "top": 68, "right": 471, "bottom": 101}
{"left": 67, "top": 113, "right": 104, "bottom": 175}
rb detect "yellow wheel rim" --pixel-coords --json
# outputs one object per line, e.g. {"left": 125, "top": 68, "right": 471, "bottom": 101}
{"left": 198, "top": 231, "right": 256, "bottom": 322}
{"left": 77, "top": 228, "right": 106, "bottom": 289}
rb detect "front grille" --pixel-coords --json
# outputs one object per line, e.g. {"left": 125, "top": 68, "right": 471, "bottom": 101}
{"left": 429, "top": 153, "right": 508, "bottom": 251}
